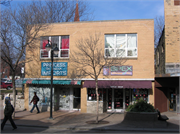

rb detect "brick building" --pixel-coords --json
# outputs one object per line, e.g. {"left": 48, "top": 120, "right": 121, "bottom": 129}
{"left": 23, "top": 19, "right": 155, "bottom": 113}
{"left": 155, "top": 0, "right": 180, "bottom": 113}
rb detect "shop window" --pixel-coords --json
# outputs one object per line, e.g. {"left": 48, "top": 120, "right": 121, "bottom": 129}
{"left": 40, "top": 35, "right": 69, "bottom": 59}
{"left": 105, "top": 34, "right": 137, "bottom": 58}
{"left": 174, "top": 0, "right": 180, "bottom": 5}
{"left": 87, "top": 88, "right": 103, "bottom": 101}
{"left": 132, "top": 89, "right": 148, "bottom": 103}
{"left": 125, "top": 90, "right": 130, "bottom": 108}
{"left": 108, "top": 89, "right": 112, "bottom": 109}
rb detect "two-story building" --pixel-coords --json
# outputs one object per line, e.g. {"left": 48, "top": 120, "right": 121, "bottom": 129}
{"left": 155, "top": 0, "right": 180, "bottom": 113}
{"left": 24, "top": 19, "right": 154, "bottom": 113}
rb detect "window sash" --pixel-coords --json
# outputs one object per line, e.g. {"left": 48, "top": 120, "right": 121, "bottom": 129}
{"left": 105, "top": 34, "right": 137, "bottom": 58}
{"left": 40, "top": 36, "right": 69, "bottom": 59}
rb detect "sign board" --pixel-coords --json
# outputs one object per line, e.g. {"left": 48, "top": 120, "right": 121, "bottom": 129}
{"left": 103, "top": 66, "right": 133, "bottom": 76}
{"left": 41, "top": 62, "right": 67, "bottom": 76}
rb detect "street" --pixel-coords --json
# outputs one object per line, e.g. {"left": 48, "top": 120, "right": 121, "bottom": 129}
{"left": 1, "top": 125, "right": 179, "bottom": 133}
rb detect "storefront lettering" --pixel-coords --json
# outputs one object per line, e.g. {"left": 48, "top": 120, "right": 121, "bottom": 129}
{"left": 103, "top": 66, "right": 133, "bottom": 76}
{"left": 110, "top": 86, "right": 123, "bottom": 88}
{"left": 41, "top": 62, "right": 67, "bottom": 76}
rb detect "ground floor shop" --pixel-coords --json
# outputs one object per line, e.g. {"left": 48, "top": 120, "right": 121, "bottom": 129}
{"left": 24, "top": 80, "right": 82, "bottom": 112}
{"left": 155, "top": 76, "right": 179, "bottom": 113}
{"left": 82, "top": 80, "right": 153, "bottom": 113}
{"left": 24, "top": 79, "right": 154, "bottom": 113}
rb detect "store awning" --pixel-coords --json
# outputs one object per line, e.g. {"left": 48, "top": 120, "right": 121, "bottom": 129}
{"left": 83, "top": 80, "right": 152, "bottom": 89}
{"left": 23, "top": 80, "right": 81, "bottom": 85}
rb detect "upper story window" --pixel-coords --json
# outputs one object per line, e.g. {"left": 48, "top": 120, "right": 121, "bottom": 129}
{"left": 174, "top": 0, "right": 180, "bottom": 5}
{"left": 105, "top": 34, "right": 137, "bottom": 58}
{"left": 40, "top": 36, "right": 69, "bottom": 59}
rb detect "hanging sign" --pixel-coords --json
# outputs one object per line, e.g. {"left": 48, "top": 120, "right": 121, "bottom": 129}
{"left": 41, "top": 62, "right": 68, "bottom": 76}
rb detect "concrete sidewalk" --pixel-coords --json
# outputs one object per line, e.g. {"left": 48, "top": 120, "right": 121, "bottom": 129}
{"left": 1, "top": 108, "right": 180, "bottom": 132}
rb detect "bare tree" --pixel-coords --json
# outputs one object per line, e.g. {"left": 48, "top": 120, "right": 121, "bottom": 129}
{"left": 70, "top": 33, "right": 126, "bottom": 123}
{"left": 44, "top": 0, "right": 94, "bottom": 22}
{"left": 154, "top": 16, "right": 164, "bottom": 48}
{"left": 1, "top": 0, "right": 93, "bottom": 118}
{"left": 0, "top": 0, "right": 12, "bottom": 6}
{"left": 1, "top": 3, "right": 49, "bottom": 118}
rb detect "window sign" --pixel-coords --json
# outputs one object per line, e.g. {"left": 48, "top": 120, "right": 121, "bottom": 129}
{"left": 103, "top": 66, "right": 133, "bottom": 76}
{"left": 41, "top": 62, "right": 67, "bottom": 76}
{"left": 29, "top": 86, "right": 54, "bottom": 106}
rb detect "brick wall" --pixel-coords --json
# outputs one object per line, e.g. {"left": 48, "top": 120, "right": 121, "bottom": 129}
{"left": 25, "top": 20, "right": 154, "bottom": 80}
{"left": 164, "top": 0, "right": 180, "bottom": 63}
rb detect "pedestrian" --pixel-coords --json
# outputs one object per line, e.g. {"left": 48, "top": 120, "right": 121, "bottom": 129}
{"left": 30, "top": 92, "right": 40, "bottom": 113}
{"left": 1, "top": 100, "right": 17, "bottom": 130}
{"left": 3, "top": 93, "right": 11, "bottom": 109}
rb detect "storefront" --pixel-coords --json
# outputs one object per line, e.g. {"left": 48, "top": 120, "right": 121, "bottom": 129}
{"left": 24, "top": 79, "right": 81, "bottom": 112}
{"left": 83, "top": 80, "right": 152, "bottom": 113}
{"left": 155, "top": 76, "right": 179, "bottom": 113}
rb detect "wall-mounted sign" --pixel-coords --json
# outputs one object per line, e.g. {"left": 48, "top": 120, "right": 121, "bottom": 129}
{"left": 41, "top": 62, "right": 67, "bottom": 76}
{"left": 103, "top": 66, "right": 133, "bottom": 76}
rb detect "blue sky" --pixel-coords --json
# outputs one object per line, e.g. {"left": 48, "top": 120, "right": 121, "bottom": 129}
{"left": 2, "top": 0, "right": 164, "bottom": 21}
{"left": 89, "top": 0, "right": 164, "bottom": 21}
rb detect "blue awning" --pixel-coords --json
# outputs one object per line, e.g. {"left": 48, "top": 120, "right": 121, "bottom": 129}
{"left": 23, "top": 80, "right": 81, "bottom": 85}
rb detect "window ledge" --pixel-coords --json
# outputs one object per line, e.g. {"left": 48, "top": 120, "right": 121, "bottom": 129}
{"left": 40, "top": 57, "right": 69, "bottom": 60}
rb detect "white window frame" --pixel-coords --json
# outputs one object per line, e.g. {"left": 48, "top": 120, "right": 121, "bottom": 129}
{"left": 40, "top": 36, "right": 70, "bottom": 59}
{"left": 104, "top": 34, "right": 137, "bottom": 58}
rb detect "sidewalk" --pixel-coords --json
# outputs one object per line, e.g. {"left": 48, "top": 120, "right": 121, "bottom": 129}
{"left": 1, "top": 108, "right": 180, "bottom": 132}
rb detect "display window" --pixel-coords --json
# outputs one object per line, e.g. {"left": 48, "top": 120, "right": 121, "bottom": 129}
{"left": 87, "top": 88, "right": 103, "bottom": 101}
{"left": 132, "top": 89, "right": 148, "bottom": 102}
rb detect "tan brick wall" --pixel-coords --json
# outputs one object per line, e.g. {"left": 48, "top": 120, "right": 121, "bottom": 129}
{"left": 149, "top": 81, "right": 155, "bottom": 106}
{"left": 81, "top": 86, "right": 87, "bottom": 113}
{"left": 25, "top": 20, "right": 154, "bottom": 80}
{"left": 164, "top": 0, "right": 180, "bottom": 63}
{"left": 24, "top": 84, "right": 29, "bottom": 110}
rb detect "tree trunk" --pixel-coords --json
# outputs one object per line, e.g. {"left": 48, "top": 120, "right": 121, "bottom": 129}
{"left": 95, "top": 79, "right": 99, "bottom": 123}
{"left": 12, "top": 74, "right": 16, "bottom": 118}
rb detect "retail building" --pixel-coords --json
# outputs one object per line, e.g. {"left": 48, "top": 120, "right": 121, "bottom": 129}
{"left": 24, "top": 19, "right": 154, "bottom": 113}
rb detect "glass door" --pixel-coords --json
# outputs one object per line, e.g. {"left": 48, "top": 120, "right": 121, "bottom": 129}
{"left": 114, "top": 89, "right": 123, "bottom": 109}
{"left": 73, "top": 88, "right": 81, "bottom": 109}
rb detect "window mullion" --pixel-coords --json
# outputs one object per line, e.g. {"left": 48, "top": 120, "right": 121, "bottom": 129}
{"left": 114, "top": 34, "right": 116, "bottom": 57}
{"left": 59, "top": 36, "right": 61, "bottom": 58}
{"left": 125, "top": 34, "right": 127, "bottom": 57}
{"left": 49, "top": 36, "right": 51, "bottom": 58}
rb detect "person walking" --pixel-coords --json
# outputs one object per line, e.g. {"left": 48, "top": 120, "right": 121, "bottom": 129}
{"left": 3, "top": 93, "right": 11, "bottom": 109}
{"left": 1, "top": 100, "right": 17, "bottom": 130}
{"left": 30, "top": 92, "right": 40, "bottom": 113}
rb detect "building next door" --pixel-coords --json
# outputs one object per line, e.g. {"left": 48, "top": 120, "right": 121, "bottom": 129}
{"left": 169, "top": 88, "right": 176, "bottom": 111}
{"left": 73, "top": 88, "right": 81, "bottom": 110}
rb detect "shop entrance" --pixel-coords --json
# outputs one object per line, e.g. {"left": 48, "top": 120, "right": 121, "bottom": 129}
{"left": 107, "top": 88, "right": 124, "bottom": 111}
{"left": 73, "top": 88, "right": 81, "bottom": 109}
{"left": 114, "top": 89, "right": 123, "bottom": 109}
{"left": 169, "top": 88, "right": 176, "bottom": 111}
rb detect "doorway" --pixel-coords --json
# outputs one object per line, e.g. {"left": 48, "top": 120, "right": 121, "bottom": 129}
{"left": 169, "top": 88, "right": 176, "bottom": 111}
{"left": 73, "top": 88, "right": 81, "bottom": 109}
